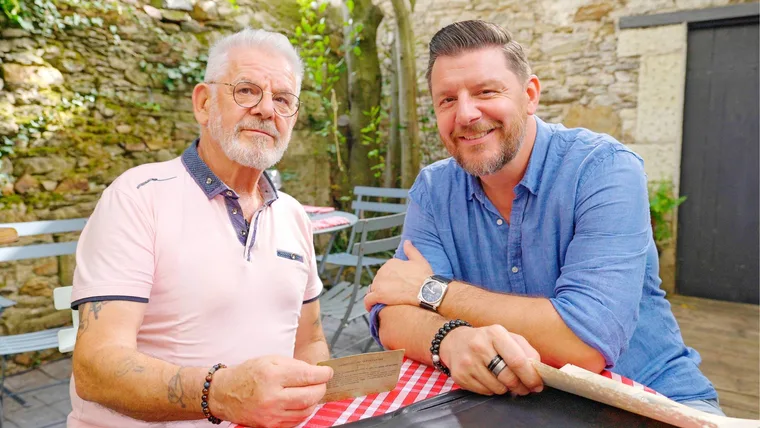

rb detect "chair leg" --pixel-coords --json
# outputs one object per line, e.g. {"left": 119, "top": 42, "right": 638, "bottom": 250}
{"left": 1, "top": 356, "right": 26, "bottom": 407}
{"left": 329, "top": 321, "right": 346, "bottom": 352}
{"left": 318, "top": 232, "right": 339, "bottom": 276}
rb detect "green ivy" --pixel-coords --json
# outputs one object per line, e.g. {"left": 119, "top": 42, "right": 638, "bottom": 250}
{"left": 140, "top": 55, "right": 208, "bottom": 93}
{"left": 649, "top": 180, "right": 687, "bottom": 246}
{"left": 362, "top": 105, "right": 387, "bottom": 178}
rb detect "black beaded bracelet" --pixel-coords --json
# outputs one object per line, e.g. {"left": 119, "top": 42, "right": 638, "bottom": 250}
{"left": 201, "top": 363, "right": 227, "bottom": 425}
{"left": 430, "top": 319, "right": 471, "bottom": 376}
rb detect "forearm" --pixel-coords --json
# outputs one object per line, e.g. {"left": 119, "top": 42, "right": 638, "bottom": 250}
{"left": 440, "top": 283, "right": 605, "bottom": 372}
{"left": 294, "top": 338, "right": 329, "bottom": 365}
{"left": 73, "top": 345, "right": 208, "bottom": 421}
{"left": 378, "top": 305, "right": 447, "bottom": 365}
{"left": 294, "top": 314, "right": 330, "bottom": 364}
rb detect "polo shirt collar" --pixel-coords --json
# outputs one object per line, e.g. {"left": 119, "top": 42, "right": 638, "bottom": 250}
{"left": 466, "top": 115, "right": 553, "bottom": 201}
{"left": 181, "top": 139, "right": 279, "bottom": 204}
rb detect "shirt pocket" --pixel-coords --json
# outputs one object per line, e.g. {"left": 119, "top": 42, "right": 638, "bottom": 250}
{"left": 276, "top": 249, "right": 305, "bottom": 263}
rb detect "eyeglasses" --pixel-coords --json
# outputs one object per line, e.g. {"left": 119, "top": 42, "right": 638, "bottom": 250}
{"left": 206, "top": 81, "right": 300, "bottom": 117}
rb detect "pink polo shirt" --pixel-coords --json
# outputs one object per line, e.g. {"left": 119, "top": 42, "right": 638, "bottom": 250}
{"left": 68, "top": 142, "right": 323, "bottom": 427}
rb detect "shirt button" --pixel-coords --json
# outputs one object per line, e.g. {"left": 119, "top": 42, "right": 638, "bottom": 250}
{"left": 226, "top": 190, "right": 233, "bottom": 196}
{"left": 232, "top": 208, "right": 238, "bottom": 215}
{"left": 205, "top": 177, "right": 212, "bottom": 185}
{"left": 241, "top": 230, "right": 247, "bottom": 236}
{"left": 511, "top": 266, "right": 519, "bottom": 273}
{"left": 291, "top": 254, "right": 296, "bottom": 260}
{"left": 497, "top": 219, "right": 504, "bottom": 225}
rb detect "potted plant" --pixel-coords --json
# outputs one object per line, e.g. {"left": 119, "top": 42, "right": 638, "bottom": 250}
{"left": 648, "top": 180, "right": 687, "bottom": 254}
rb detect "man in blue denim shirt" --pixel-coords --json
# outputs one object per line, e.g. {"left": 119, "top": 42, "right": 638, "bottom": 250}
{"left": 364, "top": 20, "right": 722, "bottom": 415}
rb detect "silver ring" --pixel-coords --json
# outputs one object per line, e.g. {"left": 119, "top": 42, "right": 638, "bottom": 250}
{"left": 487, "top": 355, "right": 503, "bottom": 372}
{"left": 490, "top": 359, "right": 507, "bottom": 378}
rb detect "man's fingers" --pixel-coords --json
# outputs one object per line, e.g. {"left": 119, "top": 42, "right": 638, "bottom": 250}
{"left": 496, "top": 366, "right": 531, "bottom": 396}
{"left": 281, "top": 383, "right": 328, "bottom": 410}
{"left": 402, "top": 240, "right": 425, "bottom": 262}
{"left": 473, "top": 362, "right": 509, "bottom": 395}
{"left": 363, "top": 288, "right": 379, "bottom": 311}
{"left": 280, "top": 363, "right": 333, "bottom": 387}
{"left": 492, "top": 334, "right": 543, "bottom": 393}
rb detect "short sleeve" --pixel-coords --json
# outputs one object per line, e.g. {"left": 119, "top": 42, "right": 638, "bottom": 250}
{"left": 302, "top": 216, "right": 323, "bottom": 304}
{"left": 71, "top": 187, "right": 155, "bottom": 309}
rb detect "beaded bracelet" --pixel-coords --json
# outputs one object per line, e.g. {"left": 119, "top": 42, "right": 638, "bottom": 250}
{"left": 201, "top": 363, "right": 227, "bottom": 425}
{"left": 430, "top": 319, "right": 472, "bottom": 377}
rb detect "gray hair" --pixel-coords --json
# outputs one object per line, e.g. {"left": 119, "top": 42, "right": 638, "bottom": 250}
{"left": 425, "top": 20, "right": 531, "bottom": 90}
{"left": 204, "top": 28, "right": 304, "bottom": 95}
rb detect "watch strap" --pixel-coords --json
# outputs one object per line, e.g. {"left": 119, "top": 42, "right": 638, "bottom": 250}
{"left": 430, "top": 274, "right": 452, "bottom": 284}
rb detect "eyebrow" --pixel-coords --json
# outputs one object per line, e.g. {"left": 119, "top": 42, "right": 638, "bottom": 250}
{"left": 235, "top": 78, "right": 295, "bottom": 94}
{"left": 433, "top": 79, "right": 506, "bottom": 99}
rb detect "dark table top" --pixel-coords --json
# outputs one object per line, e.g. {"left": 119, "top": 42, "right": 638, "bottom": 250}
{"left": 341, "top": 387, "right": 676, "bottom": 428}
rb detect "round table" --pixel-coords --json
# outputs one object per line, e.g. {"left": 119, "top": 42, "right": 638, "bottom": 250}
{"left": 310, "top": 211, "right": 358, "bottom": 235}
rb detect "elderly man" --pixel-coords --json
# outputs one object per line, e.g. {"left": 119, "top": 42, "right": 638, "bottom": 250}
{"left": 69, "top": 29, "right": 333, "bottom": 427}
{"left": 365, "top": 20, "right": 723, "bottom": 415}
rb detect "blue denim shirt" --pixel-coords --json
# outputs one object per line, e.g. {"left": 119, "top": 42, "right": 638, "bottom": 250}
{"left": 369, "top": 117, "right": 717, "bottom": 402}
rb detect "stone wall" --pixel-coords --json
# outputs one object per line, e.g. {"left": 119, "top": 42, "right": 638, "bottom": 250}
{"left": 377, "top": 0, "right": 753, "bottom": 166}
{"left": 0, "top": 0, "right": 332, "bottom": 369}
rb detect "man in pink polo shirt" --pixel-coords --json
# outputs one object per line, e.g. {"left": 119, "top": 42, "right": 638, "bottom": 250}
{"left": 69, "top": 28, "right": 333, "bottom": 428}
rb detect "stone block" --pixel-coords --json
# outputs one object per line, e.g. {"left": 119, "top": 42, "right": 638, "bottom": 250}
{"left": 14, "top": 174, "right": 40, "bottom": 194}
{"left": 164, "top": 0, "right": 194, "bottom": 11}
{"left": 19, "top": 276, "right": 56, "bottom": 297}
{"left": 617, "top": 24, "right": 686, "bottom": 58}
{"left": 635, "top": 53, "right": 686, "bottom": 145}
{"left": 574, "top": 3, "right": 614, "bottom": 22}
{"left": 563, "top": 105, "right": 621, "bottom": 139}
{"left": 539, "top": 32, "right": 590, "bottom": 57}
{"left": 2, "top": 64, "right": 64, "bottom": 88}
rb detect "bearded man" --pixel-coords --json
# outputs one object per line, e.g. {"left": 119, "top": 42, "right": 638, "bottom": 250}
{"left": 68, "top": 28, "right": 334, "bottom": 428}
{"left": 364, "top": 20, "right": 724, "bottom": 416}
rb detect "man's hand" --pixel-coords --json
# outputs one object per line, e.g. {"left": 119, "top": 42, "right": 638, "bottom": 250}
{"left": 439, "top": 325, "right": 543, "bottom": 396}
{"left": 210, "top": 355, "right": 334, "bottom": 427}
{"left": 364, "top": 240, "right": 433, "bottom": 311}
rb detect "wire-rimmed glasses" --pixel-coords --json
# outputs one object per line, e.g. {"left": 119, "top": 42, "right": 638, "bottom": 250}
{"left": 206, "top": 81, "right": 300, "bottom": 117}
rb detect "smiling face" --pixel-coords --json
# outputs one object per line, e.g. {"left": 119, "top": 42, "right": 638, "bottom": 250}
{"left": 431, "top": 47, "right": 530, "bottom": 177}
{"left": 206, "top": 46, "right": 299, "bottom": 170}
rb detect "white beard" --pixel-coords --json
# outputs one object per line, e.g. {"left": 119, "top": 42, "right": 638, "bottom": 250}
{"left": 207, "top": 105, "right": 290, "bottom": 170}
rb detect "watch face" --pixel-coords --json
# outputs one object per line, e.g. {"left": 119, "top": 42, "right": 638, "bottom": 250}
{"left": 421, "top": 280, "right": 443, "bottom": 303}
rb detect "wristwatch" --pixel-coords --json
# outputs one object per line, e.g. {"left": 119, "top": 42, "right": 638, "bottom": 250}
{"left": 418, "top": 275, "right": 452, "bottom": 312}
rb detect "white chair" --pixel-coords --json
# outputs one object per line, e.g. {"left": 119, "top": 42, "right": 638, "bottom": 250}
{"left": 53, "top": 286, "right": 77, "bottom": 353}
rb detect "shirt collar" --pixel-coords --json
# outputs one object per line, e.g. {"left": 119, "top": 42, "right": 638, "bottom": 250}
{"left": 466, "top": 116, "right": 553, "bottom": 201}
{"left": 181, "top": 139, "right": 279, "bottom": 204}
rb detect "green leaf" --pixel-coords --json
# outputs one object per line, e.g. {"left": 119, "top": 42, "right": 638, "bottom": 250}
{"left": 353, "top": 46, "right": 361, "bottom": 56}
{"left": 346, "top": 0, "right": 354, "bottom": 14}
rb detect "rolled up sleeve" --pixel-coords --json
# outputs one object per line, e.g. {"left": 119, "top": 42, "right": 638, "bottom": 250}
{"left": 369, "top": 179, "right": 454, "bottom": 347}
{"left": 550, "top": 150, "right": 650, "bottom": 368}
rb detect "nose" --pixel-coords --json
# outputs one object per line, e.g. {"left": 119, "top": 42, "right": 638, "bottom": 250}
{"left": 455, "top": 95, "right": 481, "bottom": 127}
{"left": 250, "top": 92, "right": 275, "bottom": 120}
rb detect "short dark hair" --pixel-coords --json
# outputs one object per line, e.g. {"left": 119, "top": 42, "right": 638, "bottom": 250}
{"left": 425, "top": 20, "right": 531, "bottom": 90}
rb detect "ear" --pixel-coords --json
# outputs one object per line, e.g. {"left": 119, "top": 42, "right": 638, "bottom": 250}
{"left": 192, "top": 83, "right": 212, "bottom": 126}
{"left": 524, "top": 75, "right": 541, "bottom": 116}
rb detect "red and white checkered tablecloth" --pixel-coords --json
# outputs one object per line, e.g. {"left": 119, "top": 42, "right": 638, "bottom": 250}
{"left": 232, "top": 357, "right": 661, "bottom": 428}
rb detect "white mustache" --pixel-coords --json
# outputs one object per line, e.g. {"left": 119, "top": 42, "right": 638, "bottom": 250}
{"left": 235, "top": 121, "right": 279, "bottom": 137}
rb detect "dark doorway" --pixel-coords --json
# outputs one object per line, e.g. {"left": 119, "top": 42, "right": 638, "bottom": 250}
{"left": 677, "top": 18, "right": 759, "bottom": 304}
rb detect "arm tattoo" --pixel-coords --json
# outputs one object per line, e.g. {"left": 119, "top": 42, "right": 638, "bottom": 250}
{"left": 313, "top": 316, "right": 321, "bottom": 328}
{"left": 167, "top": 367, "right": 187, "bottom": 408}
{"left": 115, "top": 357, "right": 146, "bottom": 377}
{"left": 77, "top": 301, "right": 109, "bottom": 337}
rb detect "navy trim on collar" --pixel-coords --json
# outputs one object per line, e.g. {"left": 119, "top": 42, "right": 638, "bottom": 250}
{"left": 181, "top": 139, "right": 279, "bottom": 204}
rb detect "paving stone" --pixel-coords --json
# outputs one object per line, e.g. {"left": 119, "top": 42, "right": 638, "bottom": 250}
{"left": 4, "top": 369, "right": 56, "bottom": 392}
{"left": 31, "top": 382, "right": 70, "bottom": 405}
{"left": 5, "top": 402, "right": 66, "bottom": 427}
{"left": 50, "top": 399, "right": 72, "bottom": 417}
{"left": 37, "top": 358, "right": 72, "bottom": 380}
{"left": 1, "top": 394, "right": 45, "bottom": 414}
{"left": 1, "top": 419, "right": 21, "bottom": 428}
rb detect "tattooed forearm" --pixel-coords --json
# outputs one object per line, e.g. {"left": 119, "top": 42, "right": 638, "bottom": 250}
{"left": 77, "top": 301, "right": 109, "bottom": 337}
{"left": 115, "top": 357, "right": 146, "bottom": 377}
{"left": 167, "top": 367, "right": 187, "bottom": 408}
